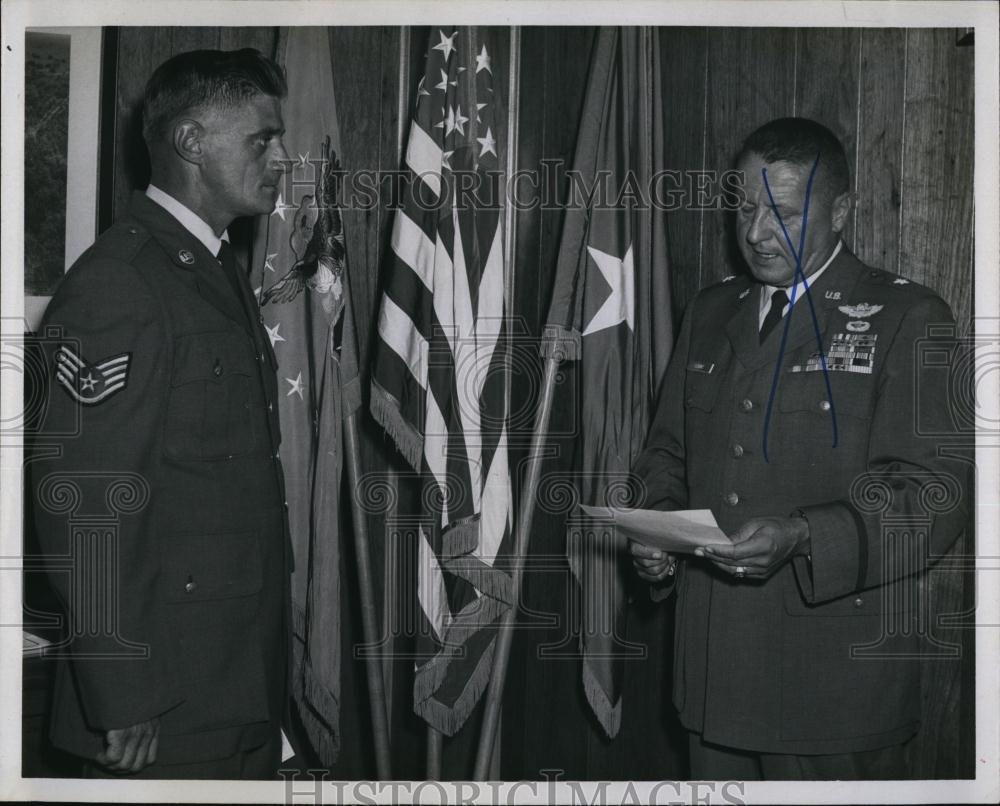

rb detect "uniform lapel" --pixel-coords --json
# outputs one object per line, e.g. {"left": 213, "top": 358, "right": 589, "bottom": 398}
{"left": 727, "top": 249, "right": 868, "bottom": 371}
{"left": 128, "top": 192, "right": 250, "bottom": 332}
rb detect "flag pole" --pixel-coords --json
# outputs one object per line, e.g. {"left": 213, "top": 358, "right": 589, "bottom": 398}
{"left": 344, "top": 411, "right": 393, "bottom": 779}
{"left": 473, "top": 354, "right": 560, "bottom": 780}
{"left": 427, "top": 726, "right": 443, "bottom": 779}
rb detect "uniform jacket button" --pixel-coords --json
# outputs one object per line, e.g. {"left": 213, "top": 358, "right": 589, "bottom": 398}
{"left": 819, "top": 400, "right": 831, "bottom": 411}
{"left": 740, "top": 398, "right": 753, "bottom": 412}
{"left": 725, "top": 492, "right": 739, "bottom": 506}
{"left": 731, "top": 443, "right": 744, "bottom": 458}
{"left": 267, "top": 402, "right": 274, "bottom": 412}
{"left": 213, "top": 360, "right": 223, "bottom": 377}
{"left": 853, "top": 596, "right": 864, "bottom": 607}
{"left": 185, "top": 577, "right": 197, "bottom": 593}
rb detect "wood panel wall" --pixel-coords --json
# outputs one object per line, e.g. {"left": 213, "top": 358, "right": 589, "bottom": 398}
{"left": 103, "top": 25, "right": 974, "bottom": 781}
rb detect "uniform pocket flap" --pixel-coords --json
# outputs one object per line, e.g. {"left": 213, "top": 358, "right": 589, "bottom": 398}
{"left": 163, "top": 530, "right": 262, "bottom": 602}
{"left": 171, "top": 331, "right": 255, "bottom": 387}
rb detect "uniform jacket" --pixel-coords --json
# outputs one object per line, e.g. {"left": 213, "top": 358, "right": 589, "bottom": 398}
{"left": 31, "top": 192, "right": 291, "bottom": 764}
{"left": 634, "top": 247, "right": 969, "bottom": 755}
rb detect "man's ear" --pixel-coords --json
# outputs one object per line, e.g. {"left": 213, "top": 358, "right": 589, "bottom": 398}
{"left": 830, "top": 190, "right": 852, "bottom": 234}
{"left": 172, "top": 119, "right": 205, "bottom": 166}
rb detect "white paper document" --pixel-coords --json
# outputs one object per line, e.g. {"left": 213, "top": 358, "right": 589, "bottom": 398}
{"left": 579, "top": 505, "right": 731, "bottom": 553}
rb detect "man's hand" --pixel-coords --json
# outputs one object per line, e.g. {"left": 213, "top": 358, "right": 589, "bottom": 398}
{"left": 95, "top": 718, "right": 160, "bottom": 774}
{"left": 697, "top": 516, "right": 810, "bottom": 580}
{"left": 629, "top": 540, "right": 678, "bottom": 582}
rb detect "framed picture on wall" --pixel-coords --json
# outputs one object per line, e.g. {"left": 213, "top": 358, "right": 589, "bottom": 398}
{"left": 23, "top": 27, "right": 102, "bottom": 332}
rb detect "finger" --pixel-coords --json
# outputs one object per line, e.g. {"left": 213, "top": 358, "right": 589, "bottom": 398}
{"left": 147, "top": 729, "right": 159, "bottom": 767}
{"left": 710, "top": 558, "right": 765, "bottom": 578}
{"left": 101, "top": 729, "right": 125, "bottom": 766}
{"left": 636, "top": 566, "right": 672, "bottom": 582}
{"left": 633, "top": 554, "right": 668, "bottom": 569}
{"left": 703, "top": 535, "right": 770, "bottom": 562}
{"left": 115, "top": 729, "right": 140, "bottom": 772}
{"left": 628, "top": 542, "right": 664, "bottom": 560}
{"left": 131, "top": 727, "right": 155, "bottom": 773}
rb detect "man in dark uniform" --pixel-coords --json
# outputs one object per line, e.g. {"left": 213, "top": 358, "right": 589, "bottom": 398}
{"left": 630, "top": 118, "right": 969, "bottom": 779}
{"left": 31, "top": 49, "right": 292, "bottom": 779}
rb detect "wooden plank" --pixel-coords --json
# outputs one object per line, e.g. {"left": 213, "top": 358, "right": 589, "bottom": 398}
{"left": 794, "top": 28, "right": 860, "bottom": 249}
{"left": 854, "top": 28, "right": 906, "bottom": 273}
{"left": 899, "top": 28, "right": 974, "bottom": 333}
{"left": 703, "top": 28, "right": 796, "bottom": 286}
{"left": 218, "top": 26, "right": 277, "bottom": 55}
{"left": 659, "top": 26, "right": 709, "bottom": 320}
{"left": 112, "top": 28, "right": 174, "bottom": 218}
{"left": 897, "top": 27, "right": 974, "bottom": 779}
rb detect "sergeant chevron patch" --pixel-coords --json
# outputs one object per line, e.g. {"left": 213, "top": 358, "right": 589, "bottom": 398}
{"left": 55, "top": 346, "right": 131, "bottom": 405}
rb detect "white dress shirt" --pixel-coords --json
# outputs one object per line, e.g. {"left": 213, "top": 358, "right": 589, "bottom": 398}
{"left": 145, "top": 184, "right": 229, "bottom": 256}
{"left": 757, "top": 240, "right": 843, "bottom": 329}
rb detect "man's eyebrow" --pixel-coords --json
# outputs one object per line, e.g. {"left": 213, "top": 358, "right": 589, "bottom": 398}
{"left": 250, "top": 126, "right": 285, "bottom": 138}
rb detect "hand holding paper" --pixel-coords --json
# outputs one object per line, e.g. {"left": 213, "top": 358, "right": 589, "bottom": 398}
{"left": 579, "top": 505, "right": 731, "bottom": 554}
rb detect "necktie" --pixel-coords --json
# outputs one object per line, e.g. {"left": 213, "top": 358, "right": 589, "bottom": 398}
{"left": 759, "top": 288, "right": 789, "bottom": 344}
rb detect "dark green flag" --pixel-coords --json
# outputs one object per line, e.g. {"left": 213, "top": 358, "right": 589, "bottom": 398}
{"left": 542, "top": 26, "right": 673, "bottom": 737}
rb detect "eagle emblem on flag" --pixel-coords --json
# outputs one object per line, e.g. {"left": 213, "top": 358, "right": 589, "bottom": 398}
{"left": 54, "top": 346, "right": 131, "bottom": 405}
{"left": 838, "top": 302, "right": 884, "bottom": 318}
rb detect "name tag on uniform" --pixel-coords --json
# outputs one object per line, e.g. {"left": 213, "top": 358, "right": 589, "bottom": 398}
{"left": 687, "top": 360, "right": 715, "bottom": 374}
{"left": 788, "top": 334, "right": 878, "bottom": 375}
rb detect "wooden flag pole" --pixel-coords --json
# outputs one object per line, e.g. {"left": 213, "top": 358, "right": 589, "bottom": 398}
{"left": 427, "top": 726, "right": 443, "bottom": 779}
{"left": 473, "top": 355, "right": 561, "bottom": 780}
{"left": 344, "top": 411, "right": 393, "bottom": 780}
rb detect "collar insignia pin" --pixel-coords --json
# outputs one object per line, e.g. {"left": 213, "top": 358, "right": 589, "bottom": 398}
{"left": 825, "top": 290, "right": 841, "bottom": 300}
{"left": 738, "top": 288, "right": 750, "bottom": 300}
{"left": 722, "top": 275, "right": 736, "bottom": 283}
{"left": 178, "top": 249, "right": 195, "bottom": 265}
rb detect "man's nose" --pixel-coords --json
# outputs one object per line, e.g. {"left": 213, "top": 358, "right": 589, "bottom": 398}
{"left": 745, "top": 208, "right": 769, "bottom": 244}
{"left": 271, "top": 140, "right": 291, "bottom": 172}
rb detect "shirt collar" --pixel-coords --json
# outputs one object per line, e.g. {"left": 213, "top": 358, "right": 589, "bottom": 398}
{"left": 145, "top": 184, "right": 229, "bottom": 257}
{"left": 759, "top": 239, "right": 843, "bottom": 317}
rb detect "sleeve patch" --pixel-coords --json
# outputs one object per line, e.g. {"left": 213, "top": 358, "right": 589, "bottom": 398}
{"left": 55, "top": 346, "right": 131, "bottom": 405}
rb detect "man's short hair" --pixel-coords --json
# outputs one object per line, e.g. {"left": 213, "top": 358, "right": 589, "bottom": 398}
{"left": 142, "top": 48, "right": 287, "bottom": 146}
{"left": 736, "top": 117, "right": 850, "bottom": 197}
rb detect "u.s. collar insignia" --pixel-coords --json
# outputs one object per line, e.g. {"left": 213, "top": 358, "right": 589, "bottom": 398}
{"left": 893, "top": 278, "right": 910, "bottom": 285}
{"left": 178, "top": 249, "right": 195, "bottom": 265}
{"left": 838, "top": 302, "right": 884, "bottom": 318}
{"left": 825, "top": 290, "right": 841, "bottom": 300}
{"left": 846, "top": 320, "right": 871, "bottom": 332}
{"left": 55, "top": 346, "right": 131, "bottom": 405}
{"left": 738, "top": 288, "right": 750, "bottom": 300}
{"left": 722, "top": 275, "right": 736, "bottom": 283}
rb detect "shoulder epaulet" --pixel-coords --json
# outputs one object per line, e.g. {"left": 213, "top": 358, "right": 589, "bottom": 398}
{"left": 83, "top": 219, "right": 151, "bottom": 266}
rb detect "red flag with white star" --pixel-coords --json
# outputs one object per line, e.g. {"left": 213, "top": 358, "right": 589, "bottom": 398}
{"left": 542, "top": 27, "right": 674, "bottom": 737}
{"left": 370, "top": 27, "right": 512, "bottom": 735}
{"left": 249, "top": 27, "right": 361, "bottom": 765}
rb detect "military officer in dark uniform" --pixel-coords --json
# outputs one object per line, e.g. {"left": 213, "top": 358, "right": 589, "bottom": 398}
{"left": 629, "top": 118, "right": 969, "bottom": 779}
{"left": 32, "top": 49, "right": 292, "bottom": 778}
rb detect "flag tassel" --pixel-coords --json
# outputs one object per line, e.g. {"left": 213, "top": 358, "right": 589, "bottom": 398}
{"left": 370, "top": 380, "right": 424, "bottom": 471}
{"left": 344, "top": 410, "right": 393, "bottom": 779}
{"left": 473, "top": 355, "right": 561, "bottom": 780}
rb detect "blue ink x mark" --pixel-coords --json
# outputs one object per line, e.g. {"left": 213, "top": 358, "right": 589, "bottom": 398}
{"left": 760, "top": 154, "right": 838, "bottom": 462}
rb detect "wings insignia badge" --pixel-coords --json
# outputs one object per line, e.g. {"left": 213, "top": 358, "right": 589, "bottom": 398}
{"left": 838, "top": 303, "right": 884, "bottom": 318}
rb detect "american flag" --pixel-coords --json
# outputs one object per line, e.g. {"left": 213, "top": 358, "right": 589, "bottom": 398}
{"left": 370, "top": 27, "right": 512, "bottom": 735}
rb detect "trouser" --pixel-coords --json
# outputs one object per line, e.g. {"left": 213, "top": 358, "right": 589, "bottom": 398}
{"left": 84, "top": 730, "right": 282, "bottom": 780}
{"left": 688, "top": 732, "right": 912, "bottom": 780}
